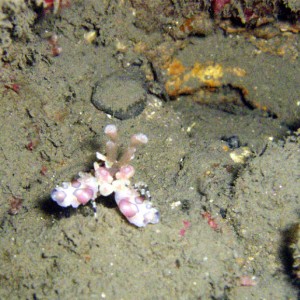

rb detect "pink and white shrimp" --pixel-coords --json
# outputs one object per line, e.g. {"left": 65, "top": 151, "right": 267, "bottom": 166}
{"left": 50, "top": 124, "right": 160, "bottom": 227}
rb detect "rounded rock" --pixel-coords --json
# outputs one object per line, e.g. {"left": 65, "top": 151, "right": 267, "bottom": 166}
{"left": 91, "top": 72, "right": 147, "bottom": 120}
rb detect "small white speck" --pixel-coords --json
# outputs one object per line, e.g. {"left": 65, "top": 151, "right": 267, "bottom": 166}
{"left": 101, "top": 292, "right": 106, "bottom": 298}
{"left": 187, "top": 122, "right": 196, "bottom": 132}
{"left": 170, "top": 201, "right": 181, "bottom": 209}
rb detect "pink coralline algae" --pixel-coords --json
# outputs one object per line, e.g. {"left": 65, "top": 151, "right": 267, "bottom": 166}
{"left": 51, "top": 125, "right": 160, "bottom": 227}
{"left": 212, "top": 0, "right": 231, "bottom": 15}
{"left": 38, "top": 0, "right": 71, "bottom": 14}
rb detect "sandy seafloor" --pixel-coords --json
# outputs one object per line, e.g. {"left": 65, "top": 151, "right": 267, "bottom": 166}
{"left": 0, "top": 1, "right": 299, "bottom": 299}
